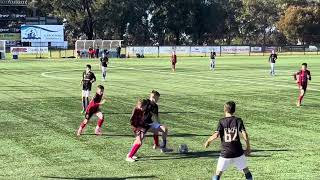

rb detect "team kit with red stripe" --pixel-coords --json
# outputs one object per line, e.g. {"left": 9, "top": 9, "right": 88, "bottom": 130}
{"left": 74, "top": 53, "right": 312, "bottom": 179}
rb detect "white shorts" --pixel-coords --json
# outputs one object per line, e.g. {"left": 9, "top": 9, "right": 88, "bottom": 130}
{"left": 82, "top": 90, "right": 90, "bottom": 98}
{"left": 149, "top": 122, "right": 161, "bottom": 130}
{"left": 216, "top": 155, "right": 247, "bottom": 172}
{"left": 101, "top": 66, "right": 107, "bottom": 73}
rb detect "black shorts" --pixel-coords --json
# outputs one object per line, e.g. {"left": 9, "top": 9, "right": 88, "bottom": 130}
{"left": 85, "top": 109, "right": 100, "bottom": 120}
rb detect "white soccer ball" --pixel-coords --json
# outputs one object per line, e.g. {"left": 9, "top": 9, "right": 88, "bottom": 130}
{"left": 178, "top": 144, "right": 189, "bottom": 154}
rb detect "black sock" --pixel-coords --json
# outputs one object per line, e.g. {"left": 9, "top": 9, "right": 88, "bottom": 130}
{"left": 245, "top": 172, "right": 253, "bottom": 180}
{"left": 85, "top": 97, "right": 89, "bottom": 109}
{"left": 82, "top": 97, "right": 86, "bottom": 110}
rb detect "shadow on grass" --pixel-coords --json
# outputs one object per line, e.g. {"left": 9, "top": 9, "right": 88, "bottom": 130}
{"left": 81, "top": 133, "right": 209, "bottom": 138}
{"left": 139, "top": 149, "right": 291, "bottom": 161}
{"left": 42, "top": 175, "right": 157, "bottom": 180}
{"left": 108, "top": 111, "right": 196, "bottom": 115}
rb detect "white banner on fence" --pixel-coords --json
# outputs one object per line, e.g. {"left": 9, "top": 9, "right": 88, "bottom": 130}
{"left": 10, "top": 47, "right": 48, "bottom": 54}
{"left": 250, "top": 47, "right": 262, "bottom": 52}
{"left": 221, "top": 46, "right": 250, "bottom": 54}
{"left": 21, "top": 25, "right": 64, "bottom": 42}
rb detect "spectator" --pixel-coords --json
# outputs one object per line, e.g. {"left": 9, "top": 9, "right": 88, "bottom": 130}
{"left": 88, "top": 46, "right": 94, "bottom": 58}
{"left": 95, "top": 46, "right": 100, "bottom": 58}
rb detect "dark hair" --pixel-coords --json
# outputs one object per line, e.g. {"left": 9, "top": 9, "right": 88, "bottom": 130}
{"left": 302, "top": 63, "right": 307, "bottom": 67}
{"left": 224, "top": 101, "right": 236, "bottom": 114}
{"left": 97, "top": 85, "right": 104, "bottom": 90}
{"left": 151, "top": 90, "right": 160, "bottom": 97}
{"left": 86, "top": 64, "right": 91, "bottom": 69}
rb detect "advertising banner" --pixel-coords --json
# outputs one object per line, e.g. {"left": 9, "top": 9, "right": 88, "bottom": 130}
{"left": 10, "top": 47, "right": 48, "bottom": 54}
{"left": 0, "top": 33, "right": 21, "bottom": 40}
{"left": 221, "top": 46, "right": 250, "bottom": 54}
{"left": 21, "top": 25, "right": 64, "bottom": 42}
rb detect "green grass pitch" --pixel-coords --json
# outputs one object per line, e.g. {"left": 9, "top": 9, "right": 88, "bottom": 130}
{"left": 0, "top": 56, "right": 319, "bottom": 180}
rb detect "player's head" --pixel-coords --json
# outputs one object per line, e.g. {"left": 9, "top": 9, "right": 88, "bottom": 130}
{"left": 301, "top": 63, "right": 308, "bottom": 70}
{"left": 150, "top": 90, "right": 160, "bottom": 103}
{"left": 224, "top": 101, "right": 236, "bottom": 115}
{"left": 86, "top": 64, "right": 91, "bottom": 72}
{"left": 97, "top": 85, "right": 104, "bottom": 95}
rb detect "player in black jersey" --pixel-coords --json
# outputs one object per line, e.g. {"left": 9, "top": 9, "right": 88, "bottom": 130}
{"left": 100, "top": 50, "right": 109, "bottom": 81}
{"left": 269, "top": 50, "right": 278, "bottom": 76}
{"left": 81, "top": 65, "right": 96, "bottom": 113}
{"left": 210, "top": 51, "right": 216, "bottom": 71}
{"left": 204, "top": 101, "right": 253, "bottom": 180}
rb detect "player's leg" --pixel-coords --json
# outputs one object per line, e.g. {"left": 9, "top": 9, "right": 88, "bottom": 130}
{"left": 127, "top": 130, "right": 145, "bottom": 162}
{"left": 77, "top": 113, "right": 92, "bottom": 136}
{"left": 95, "top": 111, "right": 104, "bottom": 135}
{"left": 153, "top": 130, "right": 160, "bottom": 149}
{"left": 212, "top": 60, "right": 215, "bottom": 71}
{"left": 158, "top": 125, "right": 168, "bottom": 149}
{"left": 83, "top": 90, "right": 90, "bottom": 110}
{"left": 234, "top": 155, "right": 253, "bottom": 180}
{"left": 210, "top": 60, "right": 213, "bottom": 70}
{"left": 213, "top": 157, "right": 230, "bottom": 180}
{"left": 297, "top": 86, "right": 306, "bottom": 106}
{"left": 81, "top": 91, "right": 86, "bottom": 113}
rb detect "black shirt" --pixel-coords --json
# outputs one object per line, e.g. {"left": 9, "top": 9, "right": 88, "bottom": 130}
{"left": 82, "top": 71, "right": 96, "bottom": 91}
{"left": 269, "top": 54, "right": 277, "bottom": 63}
{"left": 142, "top": 99, "right": 159, "bottom": 125}
{"left": 216, "top": 116, "right": 245, "bottom": 158}
{"left": 100, "top": 57, "right": 108, "bottom": 67}
{"left": 210, "top": 52, "right": 216, "bottom": 59}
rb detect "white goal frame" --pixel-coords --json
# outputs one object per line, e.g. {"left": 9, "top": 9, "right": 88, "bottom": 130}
{"left": 0, "top": 40, "right": 5, "bottom": 59}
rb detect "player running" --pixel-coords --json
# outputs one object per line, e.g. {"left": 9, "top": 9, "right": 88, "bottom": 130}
{"left": 126, "top": 99, "right": 148, "bottom": 162}
{"left": 81, "top": 64, "right": 96, "bottom": 113}
{"left": 210, "top": 51, "right": 216, "bottom": 71}
{"left": 144, "top": 90, "right": 170, "bottom": 152}
{"left": 77, "top": 85, "right": 106, "bottom": 136}
{"left": 100, "top": 50, "right": 109, "bottom": 81}
{"left": 269, "top": 50, "right": 277, "bottom": 76}
{"left": 204, "top": 101, "right": 253, "bottom": 180}
{"left": 171, "top": 51, "right": 177, "bottom": 72}
{"left": 293, "top": 63, "right": 311, "bottom": 107}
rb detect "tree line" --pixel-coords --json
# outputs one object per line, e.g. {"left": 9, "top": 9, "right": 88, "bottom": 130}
{"left": 33, "top": 0, "right": 320, "bottom": 46}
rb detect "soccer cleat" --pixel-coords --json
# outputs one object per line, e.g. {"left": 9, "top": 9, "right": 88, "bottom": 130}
{"left": 153, "top": 145, "right": 160, "bottom": 150}
{"left": 95, "top": 127, "right": 102, "bottom": 136}
{"left": 125, "top": 157, "right": 136, "bottom": 162}
{"left": 81, "top": 110, "right": 85, "bottom": 114}
{"left": 126, "top": 154, "right": 138, "bottom": 160}
{"left": 296, "top": 102, "right": 301, "bottom": 107}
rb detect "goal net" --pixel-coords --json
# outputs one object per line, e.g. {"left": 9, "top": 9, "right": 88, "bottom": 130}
{"left": 75, "top": 40, "right": 123, "bottom": 58}
{"left": 0, "top": 40, "right": 5, "bottom": 59}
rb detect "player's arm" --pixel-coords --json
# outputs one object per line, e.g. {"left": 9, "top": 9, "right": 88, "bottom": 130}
{"left": 293, "top": 72, "right": 299, "bottom": 82}
{"left": 91, "top": 74, "right": 96, "bottom": 83}
{"left": 204, "top": 131, "right": 219, "bottom": 148}
{"left": 308, "top": 71, "right": 311, "bottom": 81}
{"left": 241, "top": 130, "right": 251, "bottom": 156}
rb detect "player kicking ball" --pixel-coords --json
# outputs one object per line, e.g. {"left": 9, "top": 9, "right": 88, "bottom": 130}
{"left": 293, "top": 63, "right": 311, "bottom": 107}
{"left": 81, "top": 64, "right": 96, "bottom": 113}
{"left": 204, "top": 101, "right": 253, "bottom": 180}
{"left": 144, "top": 90, "right": 170, "bottom": 152}
{"left": 126, "top": 99, "right": 148, "bottom": 162}
{"left": 77, "top": 85, "right": 106, "bottom": 136}
{"left": 210, "top": 51, "right": 216, "bottom": 71}
{"left": 171, "top": 51, "right": 177, "bottom": 72}
{"left": 100, "top": 50, "right": 109, "bottom": 81}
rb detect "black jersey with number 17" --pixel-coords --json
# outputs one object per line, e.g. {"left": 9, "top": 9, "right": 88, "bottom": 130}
{"left": 216, "top": 116, "right": 245, "bottom": 158}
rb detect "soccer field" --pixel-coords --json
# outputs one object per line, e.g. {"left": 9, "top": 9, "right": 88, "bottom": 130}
{"left": 0, "top": 56, "right": 319, "bottom": 180}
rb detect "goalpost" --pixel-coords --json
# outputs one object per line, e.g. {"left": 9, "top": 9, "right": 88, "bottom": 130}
{"left": 0, "top": 40, "right": 5, "bottom": 59}
{"left": 75, "top": 40, "right": 123, "bottom": 58}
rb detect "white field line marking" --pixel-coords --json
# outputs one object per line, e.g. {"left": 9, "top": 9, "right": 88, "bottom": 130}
{"left": 41, "top": 66, "right": 320, "bottom": 92}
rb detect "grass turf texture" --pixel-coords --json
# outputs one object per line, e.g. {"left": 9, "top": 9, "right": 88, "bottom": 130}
{"left": 0, "top": 56, "right": 319, "bottom": 180}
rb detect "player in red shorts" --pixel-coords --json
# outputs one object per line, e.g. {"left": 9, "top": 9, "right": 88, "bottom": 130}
{"left": 77, "top": 85, "right": 106, "bottom": 136}
{"left": 293, "top": 63, "right": 311, "bottom": 107}
{"left": 171, "top": 51, "right": 177, "bottom": 72}
{"left": 126, "top": 99, "right": 148, "bottom": 162}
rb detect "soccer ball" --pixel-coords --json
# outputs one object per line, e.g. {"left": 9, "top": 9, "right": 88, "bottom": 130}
{"left": 178, "top": 144, "right": 189, "bottom": 154}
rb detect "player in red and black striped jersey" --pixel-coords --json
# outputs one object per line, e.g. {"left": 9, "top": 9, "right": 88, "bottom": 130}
{"left": 77, "top": 85, "right": 106, "bottom": 136}
{"left": 293, "top": 63, "right": 311, "bottom": 107}
{"left": 171, "top": 51, "right": 177, "bottom": 72}
{"left": 205, "top": 101, "right": 253, "bottom": 180}
{"left": 126, "top": 99, "right": 148, "bottom": 162}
